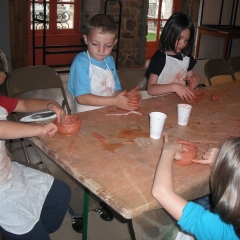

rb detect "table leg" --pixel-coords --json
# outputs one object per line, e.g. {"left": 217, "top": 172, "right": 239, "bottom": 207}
{"left": 82, "top": 188, "right": 89, "bottom": 240}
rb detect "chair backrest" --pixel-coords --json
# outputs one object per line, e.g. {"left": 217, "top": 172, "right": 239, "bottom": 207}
{"left": 229, "top": 56, "right": 240, "bottom": 80}
{"left": 6, "top": 65, "right": 71, "bottom": 114}
{"left": 117, "top": 68, "right": 147, "bottom": 92}
{"left": 204, "top": 58, "right": 236, "bottom": 86}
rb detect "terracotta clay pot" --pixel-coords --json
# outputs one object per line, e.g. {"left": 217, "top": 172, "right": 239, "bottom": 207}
{"left": 192, "top": 89, "right": 205, "bottom": 99}
{"left": 188, "top": 89, "right": 205, "bottom": 103}
{"left": 174, "top": 140, "right": 198, "bottom": 166}
{"left": 124, "top": 87, "right": 141, "bottom": 110}
{"left": 54, "top": 114, "right": 81, "bottom": 136}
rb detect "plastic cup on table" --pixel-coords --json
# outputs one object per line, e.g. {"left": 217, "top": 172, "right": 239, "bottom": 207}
{"left": 149, "top": 112, "right": 167, "bottom": 139}
{"left": 177, "top": 104, "right": 192, "bottom": 126}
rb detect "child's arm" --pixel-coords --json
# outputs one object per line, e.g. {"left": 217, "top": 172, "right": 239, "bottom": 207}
{"left": 0, "top": 121, "right": 58, "bottom": 139}
{"left": 147, "top": 73, "right": 195, "bottom": 101}
{"left": 186, "top": 70, "right": 201, "bottom": 90}
{"left": 193, "top": 148, "right": 220, "bottom": 166}
{"left": 75, "top": 92, "right": 140, "bottom": 111}
{"left": 152, "top": 136, "right": 188, "bottom": 221}
{"left": 15, "top": 99, "right": 66, "bottom": 123}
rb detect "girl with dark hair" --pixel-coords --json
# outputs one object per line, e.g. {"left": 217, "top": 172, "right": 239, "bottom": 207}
{"left": 146, "top": 12, "right": 200, "bottom": 102}
{"left": 152, "top": 135, "right": 240, "bottom": 239}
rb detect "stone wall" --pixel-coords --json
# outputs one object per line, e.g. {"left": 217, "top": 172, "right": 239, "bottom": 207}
{"left": 80, "top": 0, "right": 200, "bottom": 67}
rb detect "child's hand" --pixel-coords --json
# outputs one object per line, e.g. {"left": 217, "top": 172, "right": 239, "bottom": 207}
{"left": 38, "top": 123, "right": 58, "bottom": 138}
{"left": 115, "top": 91, "right": 140, "bottom": 110}
{"left": 124, "top": 86, "right": 142, "bottom": 108}
{"left": 188, "top": 74, "right": 200, "bottom": 90}
{"left": 193, "top": 148, "right": 220, "bottom": 166}
{"left": 162, "top": 135, "right": 182, "bottom": 160}
{"left": 47, "top": 103, "right": 66, "bottom": 123}
{"left": 173, "top": 84, "right": 195, "bottom": 101}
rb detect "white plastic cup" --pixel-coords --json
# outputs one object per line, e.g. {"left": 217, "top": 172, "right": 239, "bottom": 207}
{"left": 177, "top": 104, "right": 192, "bottom": 126}
{"left": 149, "top": 112, "right": 167, "bottom": 139}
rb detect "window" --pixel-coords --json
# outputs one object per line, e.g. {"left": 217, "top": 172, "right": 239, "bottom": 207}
{"left": 29, "top": 0, "right": 79, "bottom": 33}
{"left": 28, "top": 0, "right": 82, "bottom": 66}
{"left": 146, "top": 0, "right": 180, "bottom": 59}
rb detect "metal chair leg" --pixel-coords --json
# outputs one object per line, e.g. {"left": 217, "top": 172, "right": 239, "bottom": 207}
{"left": 20, "top": 138, "right": 31, "bottom": 163}
{"left": 8, "top": 138, "right": 32, "bottom": 163}
{"left": 82, "top": 187, "right": 89, "bottom": 240}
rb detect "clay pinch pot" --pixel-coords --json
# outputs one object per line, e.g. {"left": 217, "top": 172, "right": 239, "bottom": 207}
{"left": 188, "top": 89, "right": 205, "bottom": 103}
{"left": 124, "top": 86, "right": 141, "bottom": 109}
{"left": 174, "top": 140, "right": 198, "bottom": 166}
{"left": 54, "top": 114, "right": 81, "bottom": 136}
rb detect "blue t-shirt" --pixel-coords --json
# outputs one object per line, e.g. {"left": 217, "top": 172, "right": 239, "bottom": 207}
{"left": 178, "top": 202, "right": 239, "bottom": 239}
{"left": 68, "top": 51, "right": 121, "bottom": 98}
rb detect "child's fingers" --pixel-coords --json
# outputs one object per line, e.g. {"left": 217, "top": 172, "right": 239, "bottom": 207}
{"left": 192, "top": 159, "right": 211, "bottom": 165}
{"left": 131, "top": 86, "right": 140, "bottom": 92}
{"left": 163, "top": 134, "right": 169, "bottom": 143}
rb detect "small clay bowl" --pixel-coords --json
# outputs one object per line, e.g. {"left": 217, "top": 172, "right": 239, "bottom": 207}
{"left": 188, "top": 89, "right": 205, "bottom": 103}
{"left": 192, "top": 89, "right": 205, "bottom": 99}
{"left": 54, "top": 114, "right": 81, "bottom": 136}
{"left": 174, "top": 140, "right": 198, "bottom": 166}
{"left": 124, "top": 91, "right": 141, "bottom": 110}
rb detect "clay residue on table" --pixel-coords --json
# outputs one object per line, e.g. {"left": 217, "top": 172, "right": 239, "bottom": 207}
{"left": 28, "top": 81, "right": 240, "bottom": 220}
{"left": 118, "top": 128, "right": 149, "bottom": 141}
{"left": 103, "top": 142, "right": 126, "bottom": 153}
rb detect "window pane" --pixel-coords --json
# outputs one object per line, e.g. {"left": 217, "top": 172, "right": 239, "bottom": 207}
{"left": 30, "top": 3, "right": 50, "bottom": 30}
{"left": 161, "top": 0, "right": 173, "bottom": 19}
{"left": 147, "top": 20, "right": 158, "bottom": 42}
{"left": 159, "top": 20, "right": 167, "bottom": 38}
{"left": 148, "top": 1, "right": 159, "bottom": 18}
{"left": 57, "top": 4, "right": 74, "bottom": 29}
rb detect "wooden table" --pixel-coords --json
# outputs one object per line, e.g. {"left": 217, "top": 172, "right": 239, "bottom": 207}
{"left": 29, "top": 81, "right": 240, "bottom": 239}
{"left": 195, "top": 26, "right": 240, "bottom": 59}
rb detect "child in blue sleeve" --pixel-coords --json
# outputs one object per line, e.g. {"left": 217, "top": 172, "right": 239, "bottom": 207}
{"left": 68, "top": 14, "right": 141, "bottom": 112}
{"left": 146, "top": 12, "right": 200, "bottom": 102}
{"left": 152, "top": 135, "right": 240, "bottom": 239}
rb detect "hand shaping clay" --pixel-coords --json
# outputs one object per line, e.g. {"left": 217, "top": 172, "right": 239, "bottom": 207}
{"left": 54, "top": 114, "right": 81, "bottom": 136}
{"left": 124, "top": 86, "right": 141, "bottom": 109}
{"left": 188, "top": 89, "right": 205, "bottom": 103}
{"left": 174, "top": 140, "right": 198, "bottom": 166}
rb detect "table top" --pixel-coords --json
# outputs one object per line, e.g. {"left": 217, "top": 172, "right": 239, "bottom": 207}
{"left": 198, "top": 26, "right": 240, "bottom": 36}
{"left": 29, "top": 81, "right": 240, "bottom": 219}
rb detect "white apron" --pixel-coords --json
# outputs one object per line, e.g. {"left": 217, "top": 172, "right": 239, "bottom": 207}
{"left": 76, "top": 51, "right": 115, "bottom": 112}
{"left": 0, "top": 106, "right": 53, "bottom": 234}
{"left": 157, "top": 53, "right": 190, "bottom": 85}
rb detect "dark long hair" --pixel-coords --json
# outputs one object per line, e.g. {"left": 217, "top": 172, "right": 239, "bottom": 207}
{"left": 159, "top": 12, "right": 195, "bottom": 56}
{"left": 0, "top": 49, "right": 11, "bottom": 77}
{"left": 211, "top": 137, "right": 240, "bottom": 237}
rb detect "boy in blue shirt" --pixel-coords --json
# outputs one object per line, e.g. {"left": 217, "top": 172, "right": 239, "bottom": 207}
{"left": 68, "top": 14, "right": 140, "bottom": 112}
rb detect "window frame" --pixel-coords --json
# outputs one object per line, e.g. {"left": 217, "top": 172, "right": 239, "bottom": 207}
{"left": 28, "top": 0, "right": 80, "bottom": 35}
